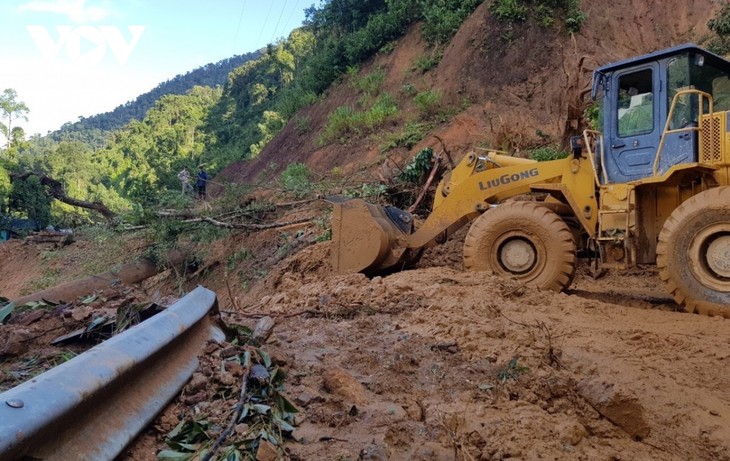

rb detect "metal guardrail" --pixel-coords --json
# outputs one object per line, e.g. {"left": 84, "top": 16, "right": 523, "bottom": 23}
{"left": 0, "top": 286, "right": 224, "bottom": 461}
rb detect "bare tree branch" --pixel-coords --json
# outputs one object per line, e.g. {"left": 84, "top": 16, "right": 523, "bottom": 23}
{"left": 10, "top": 172, "right": 116, "bottom": 220}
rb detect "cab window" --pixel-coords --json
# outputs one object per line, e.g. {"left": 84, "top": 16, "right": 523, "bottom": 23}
{"left": 617, "top": 69, "right": 654, "bottom": 137}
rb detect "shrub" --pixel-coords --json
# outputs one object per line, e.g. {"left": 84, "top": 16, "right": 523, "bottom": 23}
{"left": 9, "top": 175, "right": 52, "bottom": 229}
{"left": 399, "top": 147, "right": 434, "bottom": 184}
{"left": 380, "top": 121, "right": 431, "bottom": 151}
{"left": 410, "top": 50, "right": 443, "bottom": 73}
{"left": 489, "top": 0, "right": 586, "bottom": 33}
{"left": 280, "top": 163, "right": 312, "bottom": 198}
{"left": 319, "top": 93, "right": 398, "bottom": 145}
{"left": 565, "top": 6, "right": 587, "bottom": 33}
{"left": 363, "top": 93, "right": 398, "bottom": 129}
{"left": 530, "top": 147, "right": 569, "bottom": 161}
{"left": 489, "top": 0, "right": 528, "bottom": 22}
{"left": 421, "top": 0, "right": 484, "bottom": 45}
{"left": 319, "top": 106, "right": 359, "bottom": 144}
{"left": 414, "top": 89, "right": 443, "bottom": 118}
{"left": 352, "top": 68, "right": 386, "bottom": 97}
{"left": 707, "top": 3, "right": 730, "bottom": 55}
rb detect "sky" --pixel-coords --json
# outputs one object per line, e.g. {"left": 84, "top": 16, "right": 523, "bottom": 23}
{"left": 0, "top": 0, "right": 310, "bottom": 138}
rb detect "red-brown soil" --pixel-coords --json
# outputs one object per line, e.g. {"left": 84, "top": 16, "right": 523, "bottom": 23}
{"left": 4, "top": 223, "right": 728, "bottom": 460}
{"left": 2, "top": 1, "right": 729, "bottom": 460}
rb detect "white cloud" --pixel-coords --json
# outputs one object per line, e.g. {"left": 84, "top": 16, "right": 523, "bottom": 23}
{"left": 18, "top": 0, "right": 112, "bottom": 23}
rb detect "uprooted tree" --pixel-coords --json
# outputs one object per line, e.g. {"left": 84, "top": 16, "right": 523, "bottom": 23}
{"left": 9, "top": 172, "right": 116, "bottom": 222}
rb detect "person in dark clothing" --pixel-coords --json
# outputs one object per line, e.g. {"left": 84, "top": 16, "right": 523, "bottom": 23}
{"left": 196, "top": 166, "right": 208, "bottom": 199}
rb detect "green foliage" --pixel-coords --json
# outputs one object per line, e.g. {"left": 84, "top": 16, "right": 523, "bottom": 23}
{"left": 299, "top": 0, "right": 479, "bottom": 98}
{"left": 250, "top": 111, "right": 285, "bottom": 157}
{"left": 410, "top": 50, "right": 443, "bottom": 73}
{"left": 565, "top": 4, "right": 587, "bottom": 33}
{"left": 106, "top": 85, "right": 222, "bottom": 203}
{"left": 413, "top": 89, "right": 444, "bottom": 118}
{"left": 345, "top": 182, "right": 389, "bottom": 199}
{"left": 583, "top": 101, "right": 601, "bottom": 131}
{"left": 401, "top": 83, "right": 417, "bottom": 96}
{"left": 535, "top": 5, "right": 554, "bottom": 27}
{"left": 9, "top": 175, "right": 52, "bottom": 228}
{"left": 380, "top": 121, "right": 431, "bottom": 151}
{"left": 2, "top": 0, "right": 486, "bottom": 224}
{"left": 158, "top": 348, "right": 297, "bottom": 461}
{"left": 320, "top": 105, "right": 358, "bottom": 144}
{"left": 0, "top": 163, "right": 10, "bottom": 212}
{"left": 293, "top": 115, "right": 311, "bottom": 134}
{"left": 319, "top": 93, "right": 398, "bottom": 144}
{"left": 352, "top": 68, "right": 386, "bottom": 97}
{"left": 489, "top": 0, "right": 586, "bottom": 33}
{"left": 56, "top": 51, "right": 261, "bottom": 135}
{"left": 0, "top": 88, "right": 30, "bottom": 149}
{"left": 379, "top": 40, "right": 398, "bottom": 54}
{"left": 530, "top": 146, "right": 569, "bottom": 161}
{"left": 365, "top": 92, "right": 398, "bottom": 127}
{"left": 489, "top": 0, "right": 528, "bottom": 22}
{"left": 420, "top": 0, "right": 484, "bottom": 44}
{"left": 708, "top": 3, "right": 730, "bottom": 56}
{"left": 399, "top": 147, "right": 433, "bottom": 184}
{"left": 498, "top": 356, "right": 529, "bottom": 383}
{"left": 227, "top": 248, "right": 253, "bottom": 270}
{"left": 280, "top": 163, "right": 312, "bottom": 198}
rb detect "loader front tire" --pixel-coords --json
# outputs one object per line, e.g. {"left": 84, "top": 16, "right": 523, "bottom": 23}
{"left": 657, "top": 186, "right": 730, "bottom": 317}
{"left": 463, "top": 202, "right": 576, "bottom": 291}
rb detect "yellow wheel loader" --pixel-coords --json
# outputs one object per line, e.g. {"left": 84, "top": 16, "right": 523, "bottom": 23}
{"left": 330, "top": 44, "right": 730, "bottom": 317}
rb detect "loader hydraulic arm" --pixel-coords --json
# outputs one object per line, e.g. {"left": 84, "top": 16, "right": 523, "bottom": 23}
{"left": 406, "top": 152, "right": 598, "bottom": 249}
{"left": 331, "top": 151, "right": 598, "bottom": 275}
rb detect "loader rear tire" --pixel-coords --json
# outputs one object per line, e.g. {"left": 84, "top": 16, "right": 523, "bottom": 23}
{"left": 656, "top": 186, "right": 730, "bottom": 317}
{"left": 463, "top": 202, "right": 576, "bottom": 291}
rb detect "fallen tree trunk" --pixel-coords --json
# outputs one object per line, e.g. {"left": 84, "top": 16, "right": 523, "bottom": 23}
{"left": 189, "top": 216, "right": 312, "bottom": 230}
{"left": 11, "top": 251, "right": 186, "bottom": 306}
{"left": 10, "top": 172, "right": 116, "bottom": 221}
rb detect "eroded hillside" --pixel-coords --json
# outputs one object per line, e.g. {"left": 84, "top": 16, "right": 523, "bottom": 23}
{"left": 216, "top": 0, "right": 720, "bottom": 187}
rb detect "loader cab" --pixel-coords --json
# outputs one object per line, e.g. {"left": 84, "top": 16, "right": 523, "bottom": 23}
{"left": 592, "top": 44, "right": 730, "bottom": 183}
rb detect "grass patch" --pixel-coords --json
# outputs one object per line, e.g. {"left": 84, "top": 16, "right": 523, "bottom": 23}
{"left": 352, "top": 67, "right": 386, "bottom": 97}
{"left": 489, "top": 0, "right": 587, "bottom": 33}
{"left": 414, "top": 89, "right": 444, "bottom": 119}
{"left": 280, "top": 163, "right": 313, "bottom": 198}
{"left": 380, "top": 121, "right": 432, "bottom": 152}
{"left": 410, "top": 50, "right": 443, "bottom": 74}
{"left": 529, "top": 146, "right": 569, "bottom": 161}
{"left": 319, "top": 93, "right": 398, "bottom": 145}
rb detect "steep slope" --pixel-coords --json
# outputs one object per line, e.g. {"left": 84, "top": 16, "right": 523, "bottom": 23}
{"left": 214, "top": 0, "right": 720, "bottom": 188}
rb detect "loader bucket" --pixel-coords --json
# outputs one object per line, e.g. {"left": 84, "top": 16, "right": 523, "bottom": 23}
{"left": 330, "top": 198, "right": 414, "bottom": 274}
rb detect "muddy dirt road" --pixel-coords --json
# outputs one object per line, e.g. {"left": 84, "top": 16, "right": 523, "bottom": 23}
{"left": 2, "top": 236, "right": 729, "bottom": 460}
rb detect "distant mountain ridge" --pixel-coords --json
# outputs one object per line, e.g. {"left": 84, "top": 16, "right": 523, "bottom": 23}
{"left": 52, "top": 49, "right": 262, "bottom": 138}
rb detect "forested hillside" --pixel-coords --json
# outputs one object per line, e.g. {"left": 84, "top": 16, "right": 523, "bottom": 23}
{"left": 1, "top": 0, "right": 729, "bottom": 231}
{"left": 53, "top": 51, "right": 261, "bottom": 138}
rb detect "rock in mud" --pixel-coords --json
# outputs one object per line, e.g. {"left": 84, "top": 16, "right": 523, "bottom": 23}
{"left": 255, "top": 439, "right": 278, "bottom": 461}
{"left": 577, "top": 377, "right": 651, "bottom": 440}
{"left": 293, "top": 385, "right": 324, "bottom": 407}
{"left": 185, "top": 372, "right": 208, "bottom": 393}
{"left": 10, "top": 309, "right": 45, "bottom": 326}
{"left": 0, "top": 327, "right": 32, "bottom": 356}
{"left": 323, "top": 366, "right": 368, "bottom": 405}
{"left": 252, "top": 316, "right": 276, "bottom": 343}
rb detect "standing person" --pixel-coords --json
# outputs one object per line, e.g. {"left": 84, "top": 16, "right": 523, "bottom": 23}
{"left": 196, "top": 165, "right": 208, "bottom": 199}
{"left": 177, "top": 166, "right": 191, "bottom": 195}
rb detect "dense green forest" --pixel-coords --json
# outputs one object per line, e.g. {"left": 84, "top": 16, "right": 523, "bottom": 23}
{"left": 2, "top": 0, "right": 726, "bottom": 231}
{"left": 0, "top": 0, "right": 490, "bottom": 229}
{"left": 54, "top": 51, "right": 262, "bottom": 138}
